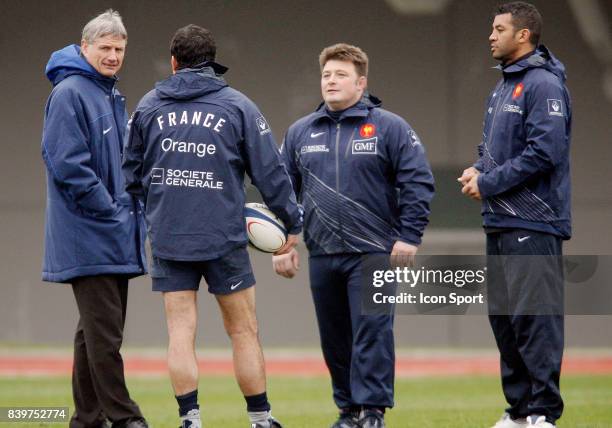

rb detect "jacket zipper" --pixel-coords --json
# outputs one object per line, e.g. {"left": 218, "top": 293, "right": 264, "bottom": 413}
{"left": 483, "top": 81, "right": 507, "bottom": 216}
{"left": 109, "top": 84, "right": 123, "bottom": 153}
{"left": 334, "top": 122, "right": 343, "bottom": 243}
{"left": 109, "top": 85, "right": 145, "bottom": 272}
{"left": 487, "top": 81, "right": 507, "bottom": 149}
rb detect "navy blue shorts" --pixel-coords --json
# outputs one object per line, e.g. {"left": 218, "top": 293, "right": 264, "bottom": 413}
{"left": 150, "top": 246, "right": 255, "bottom": 294}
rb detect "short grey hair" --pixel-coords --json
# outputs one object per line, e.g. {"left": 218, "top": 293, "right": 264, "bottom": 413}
{"left": 82, "top": 9, "right": 127, "bottom": 44}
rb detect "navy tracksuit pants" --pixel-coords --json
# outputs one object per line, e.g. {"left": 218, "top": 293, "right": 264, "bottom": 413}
{"left": 309, "top": 254, "right": 395, "bottom": 410}
{"left": 487, "top": 229, "right": 564, "bottom": 424}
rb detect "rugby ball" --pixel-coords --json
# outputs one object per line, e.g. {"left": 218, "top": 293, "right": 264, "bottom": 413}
{"left": 244, "top": 203, "right": 287, "bottom": 253}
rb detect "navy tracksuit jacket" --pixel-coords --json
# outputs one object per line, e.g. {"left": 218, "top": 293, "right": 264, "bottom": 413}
{"left": 41, "top": 45, "right": 146, "bottom": 283}
{"left": 282, "top": 94, "right": 434, "bottom": 254}
{"left": 123, "top": 64, "right": 302, "bottom": 261}
{"left": 282, "top": 95, "right": 434, "bottom": 409}
{"left": 476, "top": 45, "right": 572, "bottom": 239}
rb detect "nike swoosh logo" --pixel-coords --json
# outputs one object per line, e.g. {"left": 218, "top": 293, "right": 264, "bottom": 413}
{"left": 310, "top": 131, "right": 325, "bottom": 138}
{"left": 103, "top": 127, "right": 113, "bottom": 135}
{"left": 230, "top": 280, "right": 243, "bottom": 290}
{"left": 518, "top": 236, "right": 531, "bottom": 242}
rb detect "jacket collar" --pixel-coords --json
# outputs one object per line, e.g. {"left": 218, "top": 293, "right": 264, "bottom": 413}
{"left": 494, "top": 46, "right": 547, "bottom": 75}
{"left": 312, "top": 93, "right": 382, "bottom": 122}
{"left": 155, "top": 62, "right": 228, "bottom": 100}
{"left": 177, "top": 60, "right": 228, "bottom": 77}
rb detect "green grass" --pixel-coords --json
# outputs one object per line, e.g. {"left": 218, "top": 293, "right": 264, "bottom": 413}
{"left": 0, "top": 375, "right": 611, "bottom": 427}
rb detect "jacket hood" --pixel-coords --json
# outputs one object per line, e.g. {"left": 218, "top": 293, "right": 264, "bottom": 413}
{"left": 155, "top": 62, "right": 228, "bottom": 100}
{"left": 45, "top": 44, "right": 112, "bottom": 86}
{"left": 361, "top": 92, "right": 382, "bottom": 108}
{"left": 501, "top": 45, "right": 567, "bottom": 82}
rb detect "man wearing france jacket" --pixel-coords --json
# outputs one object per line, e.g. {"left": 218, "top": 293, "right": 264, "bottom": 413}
{"left": 459, "top": 3, "right": 571, "bottom": 428}
{"left": 273, "top": 43, "right": 434, "bottom": 428}
{"left": 122, "top": 25, "right": 301, "bottom": 428}
{"left": 41, "top": 10, "right": 148, "bottom": 428}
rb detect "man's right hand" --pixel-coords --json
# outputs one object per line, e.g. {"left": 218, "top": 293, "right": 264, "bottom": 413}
{"left": 273, "top": 248, "right": 300, "bottom": 279}
{"left": 457, "top": 166, "right": 479, "bottom": 186}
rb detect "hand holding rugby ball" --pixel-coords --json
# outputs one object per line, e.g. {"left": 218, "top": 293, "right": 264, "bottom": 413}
{"left": 244, "top": 203, "right": 287, "bottom": 253}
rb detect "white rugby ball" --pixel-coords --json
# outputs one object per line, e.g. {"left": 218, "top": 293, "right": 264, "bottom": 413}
{"left": 244, "top": 203, "right": 287, "bottom": 253}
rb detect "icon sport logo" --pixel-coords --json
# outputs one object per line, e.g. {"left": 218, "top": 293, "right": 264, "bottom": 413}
{"left": 512, "top": 82, "right": 524, "bottom": 100}
{"left": 359, "top": 123, "right": 376, "bottom": 138}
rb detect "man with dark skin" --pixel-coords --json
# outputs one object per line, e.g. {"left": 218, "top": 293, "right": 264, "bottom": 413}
{"left": 460, "top": 3, "right": 571, "bottom": 428}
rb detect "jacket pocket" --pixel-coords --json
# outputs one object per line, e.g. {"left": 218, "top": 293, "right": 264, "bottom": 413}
{"left": 75, "top": 203, "right": 136, "bottom": 267}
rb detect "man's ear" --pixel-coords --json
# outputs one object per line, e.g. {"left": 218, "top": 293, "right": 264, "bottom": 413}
{"left": 171, "top": 56, "right": 178, "bottom": 74}
{"left": 516, "top": 28, "right": 531, "bottom": 45}
{"left": 81, "top": 39, "right": 89, "bottom": 55}
{"left": 358, "top": 75, "right": 368, "bottom": 91}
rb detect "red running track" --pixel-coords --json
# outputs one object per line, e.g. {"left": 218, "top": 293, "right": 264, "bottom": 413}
{"left": 1, "top": 355, "right": 612, "bottom": 377}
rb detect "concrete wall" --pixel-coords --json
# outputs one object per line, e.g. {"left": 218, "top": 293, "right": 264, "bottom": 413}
{"left": 1, "top": 0, "right": 611, "bottom": 348}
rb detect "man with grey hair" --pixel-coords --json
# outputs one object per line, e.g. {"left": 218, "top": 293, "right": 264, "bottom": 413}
{"left": 41, "top": 10, "right": 149, "bottom": 428}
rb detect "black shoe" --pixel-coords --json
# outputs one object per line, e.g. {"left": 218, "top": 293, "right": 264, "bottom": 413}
{"left": 358, "top": 409, "right": 385, "bottom": 428}
{"left": 251, "top": 416, "right": 283, "bottom": 428}
{"left": 331, "top": 410, "right": 360, "bottom": 428}
{"left": 112, "top": 417, "right": 149, "bottom": 428}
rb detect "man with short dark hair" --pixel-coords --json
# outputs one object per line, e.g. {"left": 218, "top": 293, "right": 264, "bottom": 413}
{"left": 274, "top": 43, "right": 434, "bottom": 428}
{"left": 41, "top": 9, "right": 149, "bottom": 428}
{"left": 459, "top": 2, "right": 571, "bottom": 428}
{"left": 123, "top": 24, "right": 301, "bottom": 428}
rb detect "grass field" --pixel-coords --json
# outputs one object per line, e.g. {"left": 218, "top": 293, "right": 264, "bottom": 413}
{"left": 1, "top": 375, "right": 611, "bottom": 427}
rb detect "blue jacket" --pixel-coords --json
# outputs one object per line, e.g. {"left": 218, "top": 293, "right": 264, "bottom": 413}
{"left": 475, "top": 46, "right": 572, "bottom": 239}
{"left": 122, "top": 64, "right": 302, "bottom": 261}
{"left": 41, "top": 45, "right": 147, "bottom": 283}
{"left": 281, "top": 95, "right": 434, "bottom": 255}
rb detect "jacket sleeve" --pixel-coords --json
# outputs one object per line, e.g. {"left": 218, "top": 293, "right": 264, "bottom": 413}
{"left": 477, "top": 80, "right": 569, "bottom": 198}
{"left": 41, "top": 87, "right": 116, "bottom": 217}
{"left": 122, "top": 111, "right": 146, "bottom": 201}
{"left": 241, "top": 101, "right": 303, "bottom": 234}
{"left": 389, "top": 121, "right": 435, "bottom": 246}
{"left": 279, "top": 129, "right": 302, "bottom": 199}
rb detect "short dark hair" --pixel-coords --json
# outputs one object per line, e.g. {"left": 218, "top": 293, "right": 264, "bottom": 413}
{"left": 495, "top": 2, "right": 542, "bottom": 46}
{"left": 170, "top": 24, "right": 216, "bottom": 69}
{"left": 319, "top": 43, "right": 369, "bottom": 77}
